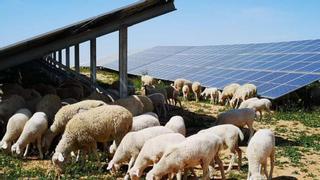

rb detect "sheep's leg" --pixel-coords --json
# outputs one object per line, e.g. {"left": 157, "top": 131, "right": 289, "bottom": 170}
{"left": 175, "top": 171, "right": 182, "bottom": 180}
{"left": 215, "top": 156, "right": 225, "bottom": 180}
{"left": 269, "top": 150, "right": 275, "bottom": 180}
{"left": 208, "top": 164, "right": 215, "bottom": 179}
{"left": 201, "top": 162, "right": 210, "bottom": 180}
{"left": 236, "top": 146, "right": 242, "bottom": 170}
{"left": 262, "top": 163, "right": 268, "bottom": 179}
{"left": 247, "top": 123, "right": 254, "bottom": 143}
{"left": 162, "top": 103, "right": 167, "bottom": 119}
{"left": 226, "top": 151, "right": 236, "bottom": 173}
{"left": 23, "top": 144, "right": 30, "bottom": 157}
{"left": 37, "top": 136, "right": 44, "bottom": 159}
{"left": 124, "top": 156, "right": 137, "bottom": 180}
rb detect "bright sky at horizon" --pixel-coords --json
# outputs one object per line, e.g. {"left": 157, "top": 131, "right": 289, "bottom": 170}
{"left": 1, "top": 0, "right": 320, "bottom": 64}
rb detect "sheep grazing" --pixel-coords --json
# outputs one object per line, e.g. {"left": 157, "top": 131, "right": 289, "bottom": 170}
{"left": 42, "top": 100, "right": 106, "bottom": 153}
{"left": 230, "top": 84, "right": 257, "bottom": 108}
{"left": 23, "top": 89, "right": 42, "bottom": 113}
{"left": 238, "top": 97, "right": 259, "bottom": 109}
{"left": 146, "top": 133, "right": 225, "bottom": 180}
{"left": 141, "top": 75, "right": 157, "bottom": 86}
{"left": 31, "top": 83, "right": 57, "bottom": 96}
{"left": 141, "top": 85, "right": 168, "bottom": 103}
{"left": 216, "top": 108, "right": 255, "bottom": 141}
{"left": 0, "top": 109, "right": 32, "bottom": 152}
{"left": 174, "top": 78, "right": 191, "bottom": 91}
{"left": 1, "top": 83, "right": 25, "bottom": 99}
{"left": 198, "top": 124, "right": 244, "bottom": 173}
{"left": 243, "top": 83, "right": 257, "bottom": 97}
{"left": 11, "top": 112, "right": 48, "bottom": 159}
{"left": 86, "top": 91, "right": 113, "bottom": 103}
{"left": 52, "top": 105, "right": 132, "bottom": 170}
{"left": 165, "top": 116, "right": 186, "bottom": 136}
{"left": 129, "top": 133, "right": 186, "bottom": 180}
{"left": 247, "top": 129, "right": 275, "bottom": 180}
{"left": 201, "top": 87, "right": 220, "bottom": 104}
{"left": 219, "top": 83, "right": 240, "bottom": 106}
{"left": 107, "top": 126, "right": 174, "bottom": 178}
{"left": 192, "top": 82, "right": 202, "bottom": 102}
{"left": 246, "top": 98, "right": 272, "bottom": 120}
{"left": 113, "top": 95, "right": 154, "bottom": 116}
{"left": 147, "top": 93, "right": 167, "bottom": 118}
{"left": 56, "top": 80, "right": 84, "bottom": 100}
{"left": 165, "top": 85, "right": 182, "bottom": 107}
{"left": 182, "top": 84, "right": 190, "bottom": 100}
{"left": 36, "top": 94, "right": 62, "bottom": 125}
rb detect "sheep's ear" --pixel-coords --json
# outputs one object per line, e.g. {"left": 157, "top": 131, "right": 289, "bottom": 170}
{"left": 58, "top": 153, "right": 64, "bottom": 162}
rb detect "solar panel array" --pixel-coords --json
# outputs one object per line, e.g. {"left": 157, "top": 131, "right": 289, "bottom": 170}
{"left": 105, "top": 39, "right": 320, "bottom": 99}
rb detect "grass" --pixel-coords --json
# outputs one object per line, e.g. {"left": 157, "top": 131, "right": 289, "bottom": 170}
{"left": 278, "top": 146, "right": 302, "bottom": 166}
{"left": 273, "top": 109, "right": 320, "bottom": 128}
{"left": 296, "top": 134, "right": 320, "bottom": 151}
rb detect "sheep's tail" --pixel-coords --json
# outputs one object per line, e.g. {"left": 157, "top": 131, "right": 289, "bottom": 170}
{"left": 236, "top": 127, "right": 244, "bottom": 141}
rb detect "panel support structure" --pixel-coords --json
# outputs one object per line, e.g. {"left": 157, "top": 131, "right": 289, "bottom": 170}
{"left": 58, "top": 50, "right": 62, "bottom": 63}
{"left": 74, "top": 44, "right": 80, "bottom": 73}
{"left": 65, "top": 47, "right": 70, "bottom": 68}
{"left": 90, "top": 39, "right": 97, "bottom": 83}
{"left": 53, "top": 51, "right": 56, "bottom": 60}
{"left": 119, "top": 26, "right": 128, "bottom": 98}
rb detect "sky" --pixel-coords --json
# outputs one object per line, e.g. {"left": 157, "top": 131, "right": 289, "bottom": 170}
{"left": 1, "top": 0, "right": 320, "bottom": 65}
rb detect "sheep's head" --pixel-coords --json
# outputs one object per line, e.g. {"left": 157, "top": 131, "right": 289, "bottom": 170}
{"left": 0, "top": 141, "right": 11, "bottom": 152}
{"left": 145, "top": 170, "right": 161, "bottom": 180}
{"left": 128, "top": 167, "right": 141, "bottom": 180}
{"left": 107, "top": 160, "right": 120, "bottom": 173}
{"left": 11, "top": 144, "right": 21, "bottom": 155}
{"left": 249, "top": 173, "right": 266, "bottom": 180}
{"left": 52, "top": 152, "right": 66, "bottom": 170}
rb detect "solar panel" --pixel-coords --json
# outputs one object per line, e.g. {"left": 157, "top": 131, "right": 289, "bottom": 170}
{"left": 104, "top": 39, "right": 320, "bottom": 99}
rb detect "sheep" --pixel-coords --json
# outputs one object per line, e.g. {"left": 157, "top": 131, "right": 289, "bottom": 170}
{"left": 31, "top": 83, "right": 57, "bottom": 96}
{"left": 141, "top": 75, "right": 157, "bottom": 86}
{"left": 36, "top": 94, "right": 62, "bottom": 125}
{"left": 86, "top": 91, "right": 113, "bottom": 103}
{"left": 247, "top": 129, "right": 275, "bottom": 180}
{"left": 107, "top": 126, "right": 174, "bottom": 179}
{"left": 113, "top": 95, "right": 154, "bottom": 116}
{"left": 0, "top": 95, "right": 26, "bottom": 136}
{"left": 0, "top": 109, "right": 32, "bottom": 152}
{"left": 129, "top": 133, "right": 186, "bottom": 180}
{"left": 52, "top": 105, "right": 132, "bottom": 170}
{"left": 174, "top": 78, "right": 191, "bottom": 91}
{"left": 246, "top": 99, "right": 272, "bottom": 120}
{"left": 192, "top": 82, "right": 201, "bottom": 102}
{"left": 238, "top": 97, "right": 259, "bottom": 109}
{"left": 146, "top": 132, "right": 225, "bottom": 180}
{"left": 165, "top": 116, "right": 186, "bottom": 136}
{"left": 182, "top": 84, "right": 190, "bottom": 101}
{"left": 230, "top": 84, "right": 257, "bottom": 108}
{"left": 219, "top": 83, "right": 240, "bottom": 106}
{"left": 24, "top": 89, "right": 42, "bottom": 113}
{"left": 165, "top": 85, "right": 182, "bottom": 107}
{"left": 1, "top": 83, "right": 25, "bottom": 98}
{"left": 56, "top": 80, "right": 84, "bottom": 100}
{"left": 147, "top": 93, "right": 167, "bottom": 118}
{"left": 243, "top": 83, "right": 257, "bottom": 97}
{"left": 11, "top": 112, "right": 48, "bottom": 159}
{"left": 198, "top": 124, "right": 244, "bottom": 173}
{"left": 61, "top": 98, "right": 78, "bottom": 106}
{"left": 42, "top": 100, "right": 106, "bottom": 153}
{"left": 216, "top": 108, "right": 255, "bottom": 141}
{"left": 201, "top": 87, "right": 220, "bottom": 104}
{"left": 141, "top": 85, "right": 168, "bottom": 103}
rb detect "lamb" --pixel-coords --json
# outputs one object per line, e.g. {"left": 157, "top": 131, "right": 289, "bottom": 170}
{"left": 230, "top": 84, "right": 257, "bottom": 108}
{"left": 247, "top": 129, "right": 275, "bottom": 180}
{"left": 198, "top": 124, "right": 244, "bottom": 173}
{"left": 141, "top": 75, "right": 157, "bottom": 86}
{"left": 129, "top": 133, "right": 186, "bottom": 180}
{"left": 147, "top": 93, "right": 167, "bottom": 118}
{"left": 243, "top": 83, "right": 257, "bottom": 97}
{"left": 109, "top": 112, "right": 160, "bottom": 155}
{"left": 11, "top": 112, "right": 48, "bottom": 159}
{"left": 174, "top": 78, "right": 192, "bottom": 91}
{"left": 52, "top": 105, "right": 132, "bottom": 170}
{"left": 216, "top": 108, "right": 255, "bottom": 141}
{"left": 42, "top": 100, "right": 106, "bottom": 152}
{"left": 246, "top": 98, "right": 272, "bottom": 120}
{"left": 0, "top": 109, "right": 32, "bottom": 152}
{"left": 146, "top": 132, "right": 225, "bottom": 180}
{"left": 201, "top": 87, "right": 220, "bottom": 104}
{"left": 192, "top": 82, "right": 202, "bottom": 102}
{"left": 36, "top": 94, "right": 62, "bottom": 125}
{"left": 219, "top": 83, "right": 240, "bottom": 106}
{"left": 113, "top": 95, "right": 154, "bottom": 116}
{"left": 238, "top": 97, "right": 259, "bottom": 109}
{"left": 165, "top": 85, "right": 182, "bottom": 107}
{"left": 182, "top": 84, "right": 190, "bottom": 100}
{"left": 107, "top": 126, "right": 174, "bottom": 179}
{"left": 165, "top": 115, "right": 186, "bottom": 136}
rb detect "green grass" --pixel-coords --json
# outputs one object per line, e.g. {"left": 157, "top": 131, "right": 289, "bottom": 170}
{"left": 273, "top": 109, "right": 320, "bottom": 128}
{"left": 278, "top": 146, "right": 303, "bottom": 166}
{"left": 296, "top": 134, "right": 320, "bottom": 151}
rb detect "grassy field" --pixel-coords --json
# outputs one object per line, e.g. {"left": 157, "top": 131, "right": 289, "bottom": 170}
{"left": 1, "top": 69, "right": 320, "bottom": 179}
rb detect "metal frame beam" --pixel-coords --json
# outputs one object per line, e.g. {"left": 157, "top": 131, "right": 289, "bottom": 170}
{"left": 119, "top": 26, "right": 128, "bottom": 98}
{"left": 65, "top": 47, "right": 70, "bottom": 68}
{"left": 90, "top": 39, "right": 97, "bottom": 83}
{"left": 74, "top": 44, "right": 80, "bottom": 73}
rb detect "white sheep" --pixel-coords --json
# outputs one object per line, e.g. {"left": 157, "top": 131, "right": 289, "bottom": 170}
{"left": 201, "top": 87, "right": 220, "bottom": 104}
{"left": 147, "top": 93, "right": 167, "bottom": 118}
{"left": 129, "top": 133, "right": 186, "bottom": 180}
{"left": 146, "top": 132, "right": 225, "bottom": 180}
{"left": 0, "top": 109, "right": 32, "bottom": 152}
{"left": 11, "top": 112, "right": 48, "bottom": 159}
{"left": 216, "top": 108, "right": 255, "bottom": 141}
{"left": 238, "top": 97, "right": 259, "bottom": 109}
{"left": 165, "top": 115, "right": 186, "bottom": 136}
{"left": 198, "top": 124, "right": 244, "bottom": 173}
{"left": 109, "top": 112, "right": 160, "bottom": 154}
{"left": 182, "top": 84, "right": 190, "bottom": 101}
{"left": 243, "top": 83, "right": 257, "bottom": 97}
{"left": 246, "top": 98, "right": 272, "bottom": 120}
{"left": 219, "top": 83, "right": 240, "bottom": 106}
{"left": 107, "top": 126, "right": 174, "bottom": 179}
{"left": 192, "top": 82, "right": 201, "bottom": 102}
{"left": 42, "top": 100, "right": 106, "bottom": 152}
{"left": 230, "top": 84, "right": 257, "bottom": 108}
{"left": 52, "top": 105, "right": 132, "bottom": 170}
{"left": 141, "top": 75, "right": 157, "bottom": 86}
{"left": 113, "top": 95, "right": 154, "bottom": 116}
{"left": 36, "top": 94, "right": 62, "bottom": 125}
{"left": 247, "top": 129, "right": 275, "bottom": 180}
{"left": 174, "top": 78, "right": 191, "bottom": 91}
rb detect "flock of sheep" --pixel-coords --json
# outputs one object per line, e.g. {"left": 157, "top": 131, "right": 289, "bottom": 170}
{"left": 0, "top": 74, "right": 275, "bottom": 180}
